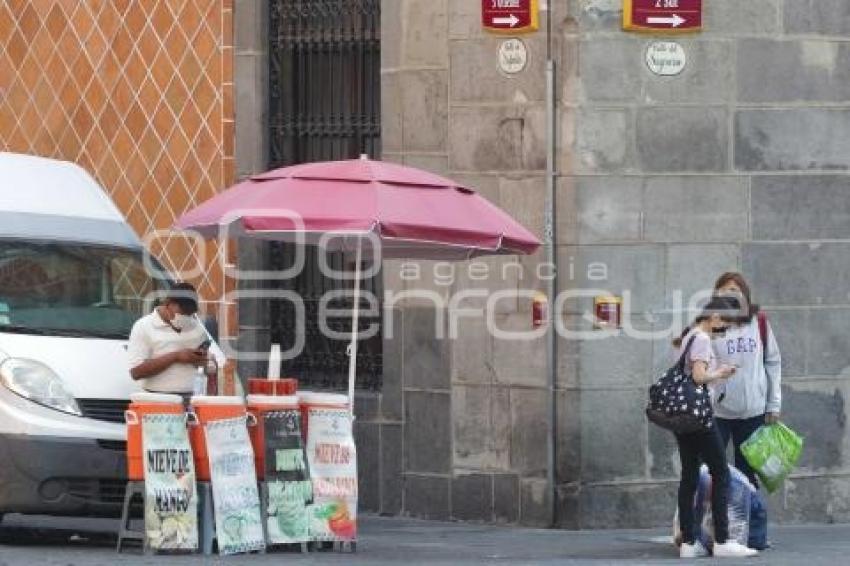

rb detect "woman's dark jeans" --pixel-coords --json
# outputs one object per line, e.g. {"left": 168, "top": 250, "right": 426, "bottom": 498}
{"left": 676, "top": 424, "right": 730, "bottom": 545}
{"left": 716, "top": 415, "right": 765, "bottom": 489}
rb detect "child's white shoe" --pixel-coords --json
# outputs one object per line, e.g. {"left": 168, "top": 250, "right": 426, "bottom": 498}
{"left": 713, "top": 541, "right": 758, "bottom": 558}
{"left": 679, "top": 540, "right": 709, "bottom": 558}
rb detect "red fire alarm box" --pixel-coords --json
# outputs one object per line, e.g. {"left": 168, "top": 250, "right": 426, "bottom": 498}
{"left": 532, "top": 291, "right": 549, "bottom": 328}
{"left": 594, "top": 296, "right": 622, "bottom": 329}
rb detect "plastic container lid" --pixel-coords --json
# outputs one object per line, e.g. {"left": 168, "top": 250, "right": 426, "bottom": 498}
{"left": 130, "top": 392, "right": 184, "bottom": 404}
{"left": 298, "top": 392, "right": 349, "bottom": 406}
{"left": 246, "top": 394, "right": 299, "bottom": 406}
{"left": 190, "top": 395, "right": 245, "bottom": 406}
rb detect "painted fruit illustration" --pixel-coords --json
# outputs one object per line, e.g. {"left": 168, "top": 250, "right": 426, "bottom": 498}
{"left": 327, "top": 502, "right": 356, "bottom": 540}
{"left": 314, "top": 501, "right": 356, "bottom": 539}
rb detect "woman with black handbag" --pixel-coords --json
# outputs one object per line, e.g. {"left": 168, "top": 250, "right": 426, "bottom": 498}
{"left": 670, "top": 297, "right": 758, "bottom": 559}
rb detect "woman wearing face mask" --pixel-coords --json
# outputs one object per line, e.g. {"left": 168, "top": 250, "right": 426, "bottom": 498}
{"left": 671, "top": 296, "right": 758, "bottom": 558}
{"left": 127, "top": 282, "right": 211, "bottom": 395}
{"left": 712, "top": 272, "right": 782, "bottom": 489}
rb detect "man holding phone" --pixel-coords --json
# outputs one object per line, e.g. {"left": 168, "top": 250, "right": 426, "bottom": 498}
{"left": 127, "top": 282, "right": 214, "bottom": 395}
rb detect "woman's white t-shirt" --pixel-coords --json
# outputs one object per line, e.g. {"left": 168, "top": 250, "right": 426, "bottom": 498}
{"left": 675, "top": 327, "right": 715, "bottom": 374}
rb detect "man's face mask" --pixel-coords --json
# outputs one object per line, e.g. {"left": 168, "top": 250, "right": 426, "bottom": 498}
{"left": 171, "top": 313, "right": 194, "bottom": 331}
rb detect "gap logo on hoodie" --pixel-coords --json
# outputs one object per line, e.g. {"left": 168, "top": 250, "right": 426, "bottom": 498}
{"left": 725, "top": 337, "right": 758, "bottom": 356}
{"left": 711, "top": 316, "right": 782, "bottom": 420}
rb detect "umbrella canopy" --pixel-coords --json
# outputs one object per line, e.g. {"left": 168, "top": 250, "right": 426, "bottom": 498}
{"left": 175, "top": 157, "right": 541, "bottom": 410}
{"left": 174, "top": 157, "right": 540, "bottom": 259}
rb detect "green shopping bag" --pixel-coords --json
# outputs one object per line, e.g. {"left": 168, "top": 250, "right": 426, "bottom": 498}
{"left": 740, "top": 423, "right": 804, "bottom": 493}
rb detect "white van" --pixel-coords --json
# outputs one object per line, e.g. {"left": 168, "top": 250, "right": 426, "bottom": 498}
{"left": 0, "top": 152, "right": 214, "bottom": 521}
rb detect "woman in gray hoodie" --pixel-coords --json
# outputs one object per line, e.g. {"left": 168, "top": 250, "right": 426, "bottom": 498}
{"left": 711, "top": 272, "right": 782, "bottom": 488}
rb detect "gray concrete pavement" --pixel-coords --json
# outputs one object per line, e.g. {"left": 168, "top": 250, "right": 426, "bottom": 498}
{"left": 0, "top": 514, "right": 848, "bottom": 565}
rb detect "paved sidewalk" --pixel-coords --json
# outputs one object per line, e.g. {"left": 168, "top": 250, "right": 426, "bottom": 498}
{"left": 1, "top": 514, "right": 848, "bottom": 564}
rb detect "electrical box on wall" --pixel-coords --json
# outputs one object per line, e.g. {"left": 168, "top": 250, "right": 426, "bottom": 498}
{"left": 594, "top": 296, "right": 622, "bottom": 330}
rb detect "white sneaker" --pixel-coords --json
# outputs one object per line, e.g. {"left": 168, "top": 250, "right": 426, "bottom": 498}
{"left": 680, "top": 541, "right": 709, "bottom": 558}
{"left": 713, "top": 541, "right": 759, "bottom": 558}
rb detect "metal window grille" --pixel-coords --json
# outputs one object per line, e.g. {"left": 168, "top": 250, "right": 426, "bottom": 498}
{"left": 269, "top": 0, "right": 381, "bottom": 165}
{"left": 267, "top": 0, "right": 382, "bottom": 391}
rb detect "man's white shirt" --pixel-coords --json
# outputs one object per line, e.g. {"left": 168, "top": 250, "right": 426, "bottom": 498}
{"left": 127, "top": 309, "right": 208, "bottom": 393}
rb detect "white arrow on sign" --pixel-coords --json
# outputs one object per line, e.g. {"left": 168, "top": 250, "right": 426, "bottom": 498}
{"left": 493, "top": 14, "right": 520, "bottom": 27}
{"left": 647, "top": 14, "right": 686, "bottom": 27}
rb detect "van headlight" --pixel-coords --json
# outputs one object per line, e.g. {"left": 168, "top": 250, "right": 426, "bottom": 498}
{"left": 0, "top": 358, "right": 82, "bottom": 416}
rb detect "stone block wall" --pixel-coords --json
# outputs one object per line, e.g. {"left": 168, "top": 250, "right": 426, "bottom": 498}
{"left": 375, "top": 0, "right": 556, "bottom": 526}
{"left": 375, "top": 0, "right": 850, "bottom": 529}
{"left": 566, "top": 0, "right": 850, "bottom": 527}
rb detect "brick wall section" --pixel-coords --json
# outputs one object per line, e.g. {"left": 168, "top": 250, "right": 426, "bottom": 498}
{"left": 0, "top": 0, "right": 235, "bottom": 316}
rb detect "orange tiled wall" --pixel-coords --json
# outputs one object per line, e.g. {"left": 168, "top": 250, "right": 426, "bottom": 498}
{"left": 0, "top": 0, "right": 235, "bottom": 318}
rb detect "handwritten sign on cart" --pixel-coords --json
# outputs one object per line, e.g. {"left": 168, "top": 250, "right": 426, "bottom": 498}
{"left": 264, "top": 409, "right": 312, "bottom": 544}
{"left": 205, "top": 417, "right": 265, "bottom": 556}
{"left": 305, "top": 406, "right": 358, "bottom": 542}
{"left": 142, "top": 414, "right": 198, "bottom": 551}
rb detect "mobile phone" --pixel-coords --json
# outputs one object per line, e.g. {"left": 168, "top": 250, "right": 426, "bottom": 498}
{"left": 197, "top": 339, "right": 212, "bottom": 352}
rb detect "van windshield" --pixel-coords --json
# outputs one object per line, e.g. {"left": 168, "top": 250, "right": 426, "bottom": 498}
{"left": 0, "top": 240, "right": 170, "bottom": 339}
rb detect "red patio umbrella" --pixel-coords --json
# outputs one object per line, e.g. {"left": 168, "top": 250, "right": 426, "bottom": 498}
{"left": 175, "top": 157, "right": 540, "bottom": 408}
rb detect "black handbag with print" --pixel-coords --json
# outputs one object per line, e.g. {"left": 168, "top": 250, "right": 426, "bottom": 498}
{"left": 646, "top": 335, "right": 713, "bottom": 434}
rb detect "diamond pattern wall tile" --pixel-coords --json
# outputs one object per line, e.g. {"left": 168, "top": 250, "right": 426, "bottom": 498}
{"left": 0, "top": 0, "right": 235, "bottom": 314}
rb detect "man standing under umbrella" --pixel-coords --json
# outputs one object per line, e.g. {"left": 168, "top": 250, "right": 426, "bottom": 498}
{"left": 127, "top": 282, "right": 210, "bottom": 395}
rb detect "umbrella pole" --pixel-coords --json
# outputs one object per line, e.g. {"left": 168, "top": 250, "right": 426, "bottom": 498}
{"left": 347, "top": 237, "right": 363, "bottom": 415}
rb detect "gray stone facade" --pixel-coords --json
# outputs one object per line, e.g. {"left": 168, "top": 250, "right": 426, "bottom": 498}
{"left": 376, "top": 0, "right": 557, "bottom": 527}
{"left": 233, "top": 0, "right": 271, "bottom": 384}
{"left": 234, "top": 0, "right": 850, "bottom": 530}
{"left": 564, "top": 0, "right": 850, "bottom": 527}
{"left": 374, "top": 0, "right": 850, "bottom": 529}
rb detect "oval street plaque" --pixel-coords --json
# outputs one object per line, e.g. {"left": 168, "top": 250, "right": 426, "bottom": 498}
{"left": 498, "top": 38, "right": 528, "bottom": 76}
{"left": 645, "top": 41, "right": 687, "bottom": 76}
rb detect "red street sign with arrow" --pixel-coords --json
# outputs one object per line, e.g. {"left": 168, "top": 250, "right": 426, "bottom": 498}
{"left": 481, "top": 0, "right": 540, "bottom": 34}
{"left": 623, "top": 0, "right": 702, "bottom": 33}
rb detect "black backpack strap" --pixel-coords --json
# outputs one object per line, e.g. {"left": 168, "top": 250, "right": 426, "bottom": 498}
{"left": 757, "top": 311, "right": 768, "bottom": 363}
{"left": 676, "top": 334, "right": 698, "bottom": 371}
